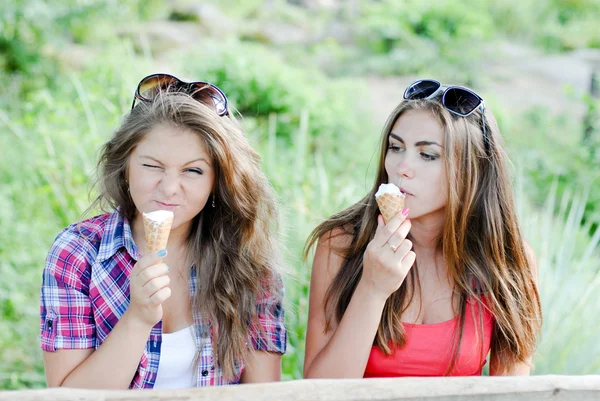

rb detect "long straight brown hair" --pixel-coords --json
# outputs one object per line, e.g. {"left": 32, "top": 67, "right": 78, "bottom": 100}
{"left": 89, "top": 92, "right": 283, "bottom": 380}
{"left": 305, "top": 96, "right": 542, "bottom": 374}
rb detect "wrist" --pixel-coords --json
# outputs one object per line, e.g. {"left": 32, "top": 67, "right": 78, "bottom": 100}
{"left": 121, "top": 309, "right": 155, "bottom": 333}
{"left": 356, "top": 279, "right": 390, "bottom": 306}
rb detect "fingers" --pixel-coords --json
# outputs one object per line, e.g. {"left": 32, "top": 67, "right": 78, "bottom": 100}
{"left": 391, "top": 239, "right": 413, "bottom": 258}
{"left": 149, "top": 287, "right": 172, "bottom": 307}
{"left": 142, "top": 274, "right": 171, "bottom": 298}
{"left": 384, "top": 220, "right": 412, "bottom": 250}
{"left": 372, "top": 208, "right": 410, "bottom": 247}
{"left": 403, "top": 251, "right": 417, "bottom": 268}
{"left": 131, "top": 249, "right": 168, "bottom": 276}
{"left": 135, "top": 263, "right": 170, "bottom": 287}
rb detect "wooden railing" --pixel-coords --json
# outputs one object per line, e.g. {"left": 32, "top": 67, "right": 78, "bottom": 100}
{"left": 1, "top": 376, "right": 599, "bottom": 401}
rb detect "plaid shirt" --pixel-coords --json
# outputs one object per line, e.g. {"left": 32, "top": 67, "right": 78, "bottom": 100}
{"left": 40, "top": 210, "right": 286, "bottom": 388}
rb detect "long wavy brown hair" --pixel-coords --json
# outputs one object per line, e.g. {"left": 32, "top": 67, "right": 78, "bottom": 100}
{"left": 89, "top": 91, "right": 283, "bottom": 380}
{"left": 305, "top": 94, "right": 542, "bottom": 374}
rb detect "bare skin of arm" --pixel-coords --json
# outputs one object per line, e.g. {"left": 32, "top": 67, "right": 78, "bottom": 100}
{"left": 240, "top": 351, "right": 282, "bottom": 383}
{"left": 44, "top": 251, "right": 171, "bottom": 388}
{"left": 44, "top": 313, "right": 154, "bottom": 388}
{"left": 304, "top": 211, "right": 416, "bottom": 378}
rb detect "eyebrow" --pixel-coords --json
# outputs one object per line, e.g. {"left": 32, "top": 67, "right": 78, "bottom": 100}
{"left": 140, "top": 155, "right": 212, "bottom": 167}
{"left": 389, "top": 133, "right": 442, "bottom": 148}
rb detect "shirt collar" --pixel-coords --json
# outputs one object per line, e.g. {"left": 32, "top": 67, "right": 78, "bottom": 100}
{"left": 97, "top": 210, "right": 141, "bottom": 262}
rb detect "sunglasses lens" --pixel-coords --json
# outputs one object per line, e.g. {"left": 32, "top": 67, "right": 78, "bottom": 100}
{"left": 189, "top": 84, "right": 228, "bottom": 116}
{"left": 443, "top": 87, "right": 481, "bottom": 116}
{"left": 404, "top": 80, "right": 440, "bottom": 100}
{"left": 138, "top": 75, "right": 178, "bottom": 100}
{"left": 133, "top": 75, "right": 228, "bottom": 116}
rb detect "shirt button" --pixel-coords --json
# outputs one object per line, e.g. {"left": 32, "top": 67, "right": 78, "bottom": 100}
{"left": 202, "top": 370, "right": 209, "bottom": 376}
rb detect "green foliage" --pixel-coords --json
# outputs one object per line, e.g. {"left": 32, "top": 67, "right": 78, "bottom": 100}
{"left": 500, "top": 101, "right": 600, "bottom": 234}
{"left": 0, "top": 0, "right": 166, "bottom": 98}
{"left": 331, "top": 0, "right": 493, "bottom": 79}
{"left": 487, "top": 0, "right": 600, "bottom": 51}
{"left": 516, "top": 180, "right": 600, "bottom": 374}
{"left": 174, "top": 39, "right": 372, "bottom": 147}
{"left": 359, "top": 0, "right": 494, "bottom": 54}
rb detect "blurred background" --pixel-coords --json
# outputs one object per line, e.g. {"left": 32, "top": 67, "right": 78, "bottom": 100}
{"left": 1, "top": 0, "right": 599, "bottom": 389}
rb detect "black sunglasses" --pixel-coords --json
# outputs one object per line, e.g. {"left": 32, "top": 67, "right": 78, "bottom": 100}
{"left": 403, "top": 79, "right": 488, "bottom": 152}
{"left": 131, "top": 73, "right": 229, "bottom": 116}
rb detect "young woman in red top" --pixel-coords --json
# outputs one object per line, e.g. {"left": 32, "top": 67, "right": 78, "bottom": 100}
{"left": 303, "top": 79, "right": 542, "bottom": 377}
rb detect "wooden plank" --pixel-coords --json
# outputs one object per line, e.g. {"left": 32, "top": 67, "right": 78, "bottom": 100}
{"left": 0, "top": 375, "right": 599, "bottom": 401}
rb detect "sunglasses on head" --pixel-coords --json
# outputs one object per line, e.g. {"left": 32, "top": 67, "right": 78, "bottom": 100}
{"left": 403, "top": 79, "right": 488, "bottom": 152}
{"left": 131, "top": 73, "right": 229, "bottom": 116}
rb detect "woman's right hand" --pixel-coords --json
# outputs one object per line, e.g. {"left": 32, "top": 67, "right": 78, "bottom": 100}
{"left": 125, "top": 250, "right": 171, "bottom": 328}
{"left": 361, "top": 209, "right": 416, "bottom": 301}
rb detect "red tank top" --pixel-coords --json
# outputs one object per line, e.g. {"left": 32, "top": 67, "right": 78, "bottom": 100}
{"left": 364, "top": 296, "right": 494, "bottom": 377}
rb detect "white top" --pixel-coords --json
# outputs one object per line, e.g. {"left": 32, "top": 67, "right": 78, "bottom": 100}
{"left": 153, "top": 326, "right": 196, "bottom": 389}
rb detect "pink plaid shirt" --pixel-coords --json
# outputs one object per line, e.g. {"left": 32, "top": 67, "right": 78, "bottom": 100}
{"left": 40, "top": 210, "right": 286, "bottom": 388}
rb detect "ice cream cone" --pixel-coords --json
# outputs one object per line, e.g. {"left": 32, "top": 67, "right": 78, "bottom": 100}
{"left": 142, "top": 210, "right": 174, "bottom": 254}
{"left": 375, "top": 183, "right": 406, "bottom": 224}
{"left": 376, "top": 192, "right": 405, "bottom": 224}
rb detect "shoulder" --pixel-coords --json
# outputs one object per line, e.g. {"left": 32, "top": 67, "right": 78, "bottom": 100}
{"left": 312, "top": 225, "right": 354, "bottom": 280}
{"left": 316, "top": 225, "right": 353, "bottom": 254}
{"left": 44, "top": 213, "right": 112, "bottom": 287}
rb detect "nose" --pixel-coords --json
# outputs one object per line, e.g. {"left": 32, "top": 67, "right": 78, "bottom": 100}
{"left": 396, "top": 155, "right": 415, "bottom": 180}
{"left": 159, "top": 170, "right": 180, "bottom": 198}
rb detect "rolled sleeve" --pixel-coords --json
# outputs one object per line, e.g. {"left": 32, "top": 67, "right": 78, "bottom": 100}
{"left": 249, "top": 277, "right": 287, "bottom": 354}
{"left": 40, "top": 226, "right": 96, "bottom": 352}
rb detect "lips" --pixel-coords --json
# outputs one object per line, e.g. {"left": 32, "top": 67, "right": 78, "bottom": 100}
{"left": 400, "top": 188, "right": 414, "bottom": 196}
{"left": 155, "top": 201, "right": 179, "bottom": 209}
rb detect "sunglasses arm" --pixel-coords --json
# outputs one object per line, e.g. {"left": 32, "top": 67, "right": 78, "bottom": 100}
{"left": 480, "top": 103, "right": 489, "bottom": 153}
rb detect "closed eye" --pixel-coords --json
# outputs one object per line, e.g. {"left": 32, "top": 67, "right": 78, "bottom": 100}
{"left": 142, "top": 164, "right": 162, "bottom": 169}
{"left": 185, "top": 168, "right": 203, "bottom": 175}
{"left": 388, "top": 144, "right": 405, "bottom": 153}
{"left": 420, "top": 152, "right": 439, "bottom": 161}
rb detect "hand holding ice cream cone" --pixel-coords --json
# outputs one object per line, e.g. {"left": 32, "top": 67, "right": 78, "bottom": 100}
{"left": 355, "top": 183, "right": 415, "bottom": 300}
{"left": 123, "top": 210, "right": 174, "bottom": 329}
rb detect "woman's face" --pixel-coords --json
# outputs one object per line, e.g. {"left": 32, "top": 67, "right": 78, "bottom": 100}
{"left": 384, "top": 109, "right": 448, "bottom": 220}
{"left": 128, "top": 123, "right": 215, "bottom": 234}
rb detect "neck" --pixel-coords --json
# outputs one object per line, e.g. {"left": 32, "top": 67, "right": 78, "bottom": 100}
{"left": 408, "top": 212, "right": 444, "bottom": 252}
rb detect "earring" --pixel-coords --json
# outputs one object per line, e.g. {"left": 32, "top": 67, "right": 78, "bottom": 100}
{"left": 212, "top": 194, "right": 216, "bottom": 208}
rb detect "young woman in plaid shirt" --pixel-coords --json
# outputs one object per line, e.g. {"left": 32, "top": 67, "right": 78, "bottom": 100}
{"left": 40, "top": 74, "right": 286, "bottom": 389}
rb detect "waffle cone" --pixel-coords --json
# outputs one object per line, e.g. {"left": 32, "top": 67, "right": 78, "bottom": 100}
{"left": 143, "top": 212, "right": 174, "bottom": 254}
{"left": 376, "top": 193, "right": 405, "bottom": 224}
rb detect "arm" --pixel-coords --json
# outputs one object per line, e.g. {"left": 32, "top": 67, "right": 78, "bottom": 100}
{"left": 44, "top": 314, "right": 153, "bottom": 388}
{"left": 489, "top": 242, "right": 539, "bottom": 376}
{"left": 303, "top": 234, "right": 388, "bottom": 378}
{"left": 240, "top": 351, "right": 282, "bottom": 383}
{"left": 489, "top": 357, "right": 532, "bottom": 376}
{"left": 43, "top": 247, "right": 171, "bottom": 388}
{"left": 241, "top": 272, "right": 287, "bottom": 383}
{"left": 304, "top": 213, "right": 415, "bottom": 379}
